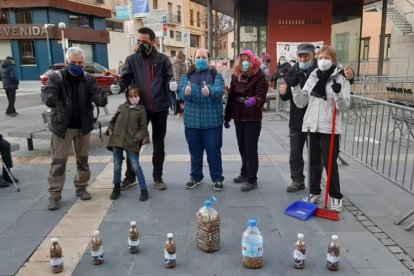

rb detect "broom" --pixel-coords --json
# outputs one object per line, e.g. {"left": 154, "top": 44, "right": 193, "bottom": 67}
{"left": 314, "top": 103, "right": 339, "bottom": 221}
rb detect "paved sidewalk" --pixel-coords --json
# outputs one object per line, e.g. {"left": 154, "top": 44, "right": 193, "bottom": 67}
{"left": 0, "top": 93, "right": 413, "bottom": 275}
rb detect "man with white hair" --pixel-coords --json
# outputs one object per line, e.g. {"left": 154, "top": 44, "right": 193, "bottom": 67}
{"left": 42, "top": 47, "right": 108, "bottom": 210}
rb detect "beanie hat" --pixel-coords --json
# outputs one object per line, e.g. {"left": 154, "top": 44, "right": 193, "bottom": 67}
{"left": 240, "top": 50, "right": 255, "bottom": 65}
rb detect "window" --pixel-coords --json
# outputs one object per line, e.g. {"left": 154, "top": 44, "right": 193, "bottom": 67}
{"left": 153, "top": 0, "right": 158, "bottom": 9}
{"left": 175, "top": 31, "right": 181, "bottom": 41}
{"left": 360, "top": 37, "right": 370, "bottom": 60}
{"left": 190, "top": 34, "right": 199, "bottom": 47}
{"left": 170, "top": 30, "right": 174, "bottom": 38}
{"left": 95, "top": 0, "right": 104, "bottom": 3}
{"left": 16, "top": 9, "right": 32, "bottom": 24}
{"left": 224, "top": 42, "right": 227, "bottom": 49}
{"left": 197, "top": 12, "right": 200, "bottom": 27}
{"left": 177, "top": 6, "right": 181, "bottom": 23}
{"left": 231, "top": 42, "right": 235, "bottom": 48}
{"left": 0, "top": 11, "right": 8, "bottom": 24}
{"left": 19, "top": 40, "right": 36, "bottom": 65}
{"left": 168, "top": 2, "right": 172, "bottom": 15}
{"left": 190, "top": 10, "right": 194, "bottom": 26}
{"left": 335, "top": 32, "right": 350, "bottom": 63}
{"left": 71, "top": 43, "right": 93, "bottom": 62}
{"left": 171, "top": 50, "right": 176, "bottom": 57}
{"left": 70, "top": 14, "right": 92, "bottom": 28}
{"left": 106, "top": 19, "right": 123, "bottom": 32}
{"left": 244, "top": 26, "right": 254, "bottom": 33}
{"left": 384, "top": 34, "right": 391, "bottom": 60}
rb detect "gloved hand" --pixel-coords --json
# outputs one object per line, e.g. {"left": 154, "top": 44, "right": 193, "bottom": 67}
{"left": 224, "top": 121, "right": 230, "bottom": 129}
{"left": 245, "top": 97, "right": 256, "bottom": 108}
{"left": 284, "top": 68, "right": 300, "bottom": 87}
{"left": 331, "top": 79, "right": 341, "bottom": 94}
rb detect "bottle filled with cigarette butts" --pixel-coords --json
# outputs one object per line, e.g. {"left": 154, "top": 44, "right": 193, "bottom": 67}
{"left": 50, "top": 238, "right": 64, "bottom": 273}
{"left": 164, "top": 233, "right": 176, "bottom": 268}
{"left": 293, "top": 233, "right": 306, "bottom": 269}
{"left": 327, "top": 235, "right": 340, "bottom": 271}
{"left": 128, "top": 221, "right": 140, "bottom": 254}
{"left": 242, "top": 218, "right": 263, "bottom": 269}
{"left": 196, "top": 197, "right": 220, "bottom": 253}
{"left": 91, "top": 230, "right": 104, "bottom": 265}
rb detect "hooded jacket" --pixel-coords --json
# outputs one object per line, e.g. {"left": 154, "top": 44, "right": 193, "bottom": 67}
{"left": 1, "top": 60, "right": 19, "bottom": 90}
{"left": 292, "top": 66, "right": 350, "bottom": 134}
{"left": 119, "top": 49, "right": 173, "bottom": 113}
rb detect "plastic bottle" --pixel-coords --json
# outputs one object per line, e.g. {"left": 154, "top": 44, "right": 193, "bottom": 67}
{"left": 241, "top": 218, "right": 263, "bottom": 269}
{"left": 327, "top": 235, "right": 340, "bottom": 271}
{"left": 128, "top": 221, "right": 140, "bottom": 254}
{"left": 196, "top": 197, "right": 220, "bottom": 253}
{"left": 164, "top": 233, "right": 176, "bottom": 268}
{"left": 91, "top": 230, "right": 104, "bottom": 265}
{"left": 50, "top": 238, "right": 64, "bottom": 273}
{"left": 293, "top": 233, "right": 306, "bottom": 269}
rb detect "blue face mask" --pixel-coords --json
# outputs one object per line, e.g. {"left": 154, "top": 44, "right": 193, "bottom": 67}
{"left": 195, "top": 58, "right": 208, "bottom": 71}
{"left": 299, "top": 60, "right": 312, "bottom": 71}
{"left": 241, "top": 61, "right": 250, "bottom": 72}
{"left": 68, "top": 63, "right": 84, "bottom": 76}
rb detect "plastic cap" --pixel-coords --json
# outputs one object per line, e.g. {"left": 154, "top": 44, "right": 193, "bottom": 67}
{"left": 204, "top": 200, "right": 212, "bottom": 208}
{"left": 332, "top": 235, "right": 338, "bottom": 240}
{"left": 51, "top": 238, "right": 58, "bottom": 243}
{"left": 130, "top": 221, "right": 137, "bottom": 226}
{"left": 298, "top": 233, "right": 304, "bottom": 239}
{"left": 167, "top": 233, "right": 173, "bottom": 238}
{"left": 93, "top": 230, "right": 100, "bottom": 236}
{"left": 248, "top": 219, "right": 257, "bottom": 227}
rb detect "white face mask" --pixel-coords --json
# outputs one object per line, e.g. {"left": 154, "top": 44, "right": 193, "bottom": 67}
{"left": 318, "top": 58, "right": 332, "bottom": 71}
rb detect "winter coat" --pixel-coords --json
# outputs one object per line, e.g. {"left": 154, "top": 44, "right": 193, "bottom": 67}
{"left": 271, "top": 62, "right": 291, "bottom": 85}
{"left": 41, "top": 68, "right": 108, "bottom": 138}
{"left": 172, "top": 57, "right": 186, "bottom": 84}
{"left": 224, "top": 70, "right": 268, "bottom": 122}
{"left": 107, "top": 103, "right": 149, "bottom": 153}
{"left": 119, "top": 49, "right": 173, "bottom": 113}
{"left": 179, "top": 69, "right": 225, "bottom": 129}
{"left": 292, "top": 66, "right": 351, "bottom": 134}
{"left": 1, "top": 61, "right": 19, "bottom": 90}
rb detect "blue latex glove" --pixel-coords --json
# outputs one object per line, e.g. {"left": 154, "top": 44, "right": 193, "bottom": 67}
{"left": 245, "top": 97, "right": 256, "bottom": 108}
{"left": 224, "top": 121, "right": 230, "bottom": 129}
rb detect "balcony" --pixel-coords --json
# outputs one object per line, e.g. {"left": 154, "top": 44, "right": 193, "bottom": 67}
{"left": 167, "top": 13, "right": 181, "bottom": 25}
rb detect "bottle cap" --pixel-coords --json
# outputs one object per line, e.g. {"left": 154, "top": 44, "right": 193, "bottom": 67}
{"left": 332, "top": 235, "right": 338, "bottom": 240}
{"left": 51, "top": 238, "right": 58, "bottom": 243}
{"left": 204, "top": 200, "right": 212, "bottom": 208}
{"left": 298, "top": 233, "right": 304, "bottom": 239}
{"left": 93, "top": 230, "right": 100, "bottom": 236}
{"left": 167, "top": 233, "right": 173, "bottom": 238}
{"left": 248, "top": 219, "right": 257, "bottom": 227}
{"left": 130, "top": 221, "right": 137, "bottom": 226}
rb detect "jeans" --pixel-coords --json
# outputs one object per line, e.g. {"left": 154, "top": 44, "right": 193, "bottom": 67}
{"left": 125, "top": 110, "right": 168, "bottom": 181}
{"left": 5, "top": 89, "right": 16, "bottom": 114}
{"left": 113, "top": 147, "right": 147, "bottom": 190}
{"left": 184, "top": 126, "right": 224, "bottom": 183}
{"left": 234, "top": 121, "right": 261, "bottom": 184}
{"left": 289, "top": 129, "right": 307, "bottom": 183}
{"left": 169, "top": 91, "right": 177, "bottom": 113}
{"left": 309, "top": 132, "right": 342, "bottom": 199}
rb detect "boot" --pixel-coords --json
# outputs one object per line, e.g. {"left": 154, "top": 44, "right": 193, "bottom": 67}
{"left": 110, "top": 183, "right": 121, "bottom": 200}
{"left": 3, "top": 168, "right": 19, "bottom": 183}
{"left": 0, "top": 177, "right": 10, "bottom": 188}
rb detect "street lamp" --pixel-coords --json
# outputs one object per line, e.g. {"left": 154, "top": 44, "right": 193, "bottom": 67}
{"left": 58, "top": 22, "right": 67, "bottom": 64}
{"left": 43, "top": 23, "right": 55, "bottom": 67}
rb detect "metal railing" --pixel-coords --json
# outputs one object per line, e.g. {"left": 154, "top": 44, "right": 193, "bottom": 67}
{"left": 167, "top": 13, "right": 181, "bottom": 25}
{"left": 341, "top": 95, "right": 414, "bottom": 195}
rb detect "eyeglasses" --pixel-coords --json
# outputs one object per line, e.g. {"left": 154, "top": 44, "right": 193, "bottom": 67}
{"left": 137, "top": 40, "right": 150, "bottom": 45}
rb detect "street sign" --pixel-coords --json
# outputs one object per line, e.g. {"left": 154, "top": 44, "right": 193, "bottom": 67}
{"left": 182, "top": 29, "right": 190, "bottom": 46}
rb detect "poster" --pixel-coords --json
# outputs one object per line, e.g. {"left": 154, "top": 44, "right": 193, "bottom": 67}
{"left": 276, "top": 41, "right": 323, "bottom": 62}
{"left": 134, "top": 0, "right": 150, "bottom": 18}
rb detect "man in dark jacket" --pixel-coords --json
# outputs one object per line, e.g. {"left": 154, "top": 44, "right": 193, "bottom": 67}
{"left": 1, "top": 56, "right": 19, "bottom": 117}
{"left": 119, "top": 27, "right": 173, "bottom": 191}
{"left": 0, "top": 133, "right": 19, "bottom": 187}
{"left": 42, "top": 46, "right": 108, "bottom": 210}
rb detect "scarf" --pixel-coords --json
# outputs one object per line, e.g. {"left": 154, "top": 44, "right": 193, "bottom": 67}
{"left": 311, "top": 66, "right": 336, "bottom": 100}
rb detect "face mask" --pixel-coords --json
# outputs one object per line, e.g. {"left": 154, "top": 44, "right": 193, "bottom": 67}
{"left": 299, "top": 60, "right": 312, "bottom": 71}
{"left": 241, "top": 61, "right": 250, "bottom": 72}
{"left": 195, "top": 58, "right": 208, "bottom": 71}
{"left": 318, "top": 58, "right": 333, "bottom": 71}
{"left": 279, "top": 59, "right": 286, "bottom": 65}
{"left": 129, "top": 97, "right": 140, "bottom": 106}
{"left": 139, "top": 43, "right": 153, "bottom": 56}
{"left": 67, "top": 63, "right": 83, "bottom": 76}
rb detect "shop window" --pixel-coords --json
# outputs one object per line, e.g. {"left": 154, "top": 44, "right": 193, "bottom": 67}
{"left": 360, "top": 37, "right": 370, "bottom": 60}
{"left": 106, "top": 19, "right": 123, "bottom": 32}
{"left": 0, "top": 10, "right": 8, "bottom": 24}
{"left": 175, "top": 31, "right": 181, "bottom": 41}
{"left": 16, "top": 9, "right": 32, "bottom": 24}
{"left": 190, "top": 34, "right": 199, "bottom": 47}
{"left": 70, "top": 13, "right": 92, "bottom": 28}
{"left": 19, "top": 40, "right": 36, "bottom": 65}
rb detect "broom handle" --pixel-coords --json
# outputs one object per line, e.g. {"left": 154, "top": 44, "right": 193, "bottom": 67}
{"left": 325, "top": 103, "right": 337, "bottom": 209}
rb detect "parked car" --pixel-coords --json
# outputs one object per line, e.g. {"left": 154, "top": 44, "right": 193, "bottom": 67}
{"left": 40, "top": 62, "right": 120, "bottom": 93}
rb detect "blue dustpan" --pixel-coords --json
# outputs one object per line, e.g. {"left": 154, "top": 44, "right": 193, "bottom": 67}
{"left": 285, "top": 200, "right": 318, "bottom": 221}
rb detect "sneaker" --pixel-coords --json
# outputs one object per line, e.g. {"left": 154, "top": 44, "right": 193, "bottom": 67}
{"left": 233, "top": 175, "right": 246, "bottom": 184}
{"left": 140, "top": 189, "right": 149, "bottom": 201}
{"left": 185, "top": 179, "right": 203, "bottom": 189}
{"left": 120, "top": 178, "right": 137, "bottom": 190}
{"left": 153, "top": 179, "right": 167, "bottom": 190}
{"left": 109, "top": 184, "right": 121, "bottom": 200}
{"left": 76, "top": 188, "right": 91, "bottom": 200}
{"left": 286, "top": 181, "right": 305, "bottom": 192}
{"left": 303, "top": 194, "right": 321, "bottom": 204}
{"left": 48, "top": 196, "right": 62, "bottom": 210}
{"left": 330, "top": 198, "right": 343, "bottom": 212}
{"left": 240, "top": 182, "right": 258, "bottom": 192}
{"left": 213, "top": 182, "right": 224, "bottom": 191}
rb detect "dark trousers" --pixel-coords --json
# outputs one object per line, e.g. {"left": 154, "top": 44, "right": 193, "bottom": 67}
{"left": 126, "top": 110, "right": 168, "bottom": 181}
{"left": 5, "top": 89, "right": 16, "bottom": 114}
{"left": 169, "top": 91, "right": 176, "bottom": 113}
{"left": 235, "top": 121, "right": 261, "bottom": 184}
{"left": 309, "top": 132, "right": 342, "bottom": 199}
{"left": 289, "top": 129, "right": 307, "bottom": 183}
{"left": 0, "top": 138, "right": 13, "bottom": 169}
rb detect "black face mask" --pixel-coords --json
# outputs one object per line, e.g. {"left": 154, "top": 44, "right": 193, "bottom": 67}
{"left": 139, "top": 43, "right": 153, "bottom": 56}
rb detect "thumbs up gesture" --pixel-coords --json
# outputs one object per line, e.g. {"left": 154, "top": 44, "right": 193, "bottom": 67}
{"left": 331, "top": 79, "right": 341, "bottom": 94}
{"left": 201, "top": 81, "right": 209, "bottom": 96}
{"left": 185, "top": 81, "right": 192, "bottom": 96}
{"left": 279, "top": 79, "right": 288, "bottom": 96}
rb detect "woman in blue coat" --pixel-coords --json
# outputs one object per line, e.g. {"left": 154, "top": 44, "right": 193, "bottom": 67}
{"left": 1, "top": 56, "right": 19, "bottom": 116}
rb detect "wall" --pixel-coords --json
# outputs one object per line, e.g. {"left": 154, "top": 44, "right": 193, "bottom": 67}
{"left": 107, "top": 30, "right": 131, "bottom": 71}
{"left": 361, "top": 11, "right": 392, "bottom": 59}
